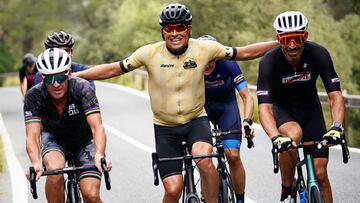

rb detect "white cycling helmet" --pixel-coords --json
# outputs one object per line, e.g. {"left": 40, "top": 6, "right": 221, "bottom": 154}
{"left": 36, "top": 48, "right": 71, "bottom": 75}
{"left": 273, "top": 11, "right": 308, "bottom": 34}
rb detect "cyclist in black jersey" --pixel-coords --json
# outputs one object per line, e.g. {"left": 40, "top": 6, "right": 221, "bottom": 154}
{"left": 75, "top": 3, "right": 277, "bottom": 203}
{"left": 257, "top": 11, "right": 345, "bottom": 203}
{"left": 24, "top": 48, "right": 110, "bottom": 203}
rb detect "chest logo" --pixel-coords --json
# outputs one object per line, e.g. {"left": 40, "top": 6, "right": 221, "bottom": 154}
{"left": 183, "top": 58, "right": 197, "bottom": 69}
{"left": 68, "top": 104, "right": 79, "bottom": 116}
{"left": 281, "top": 72, "right": 311, "bottom": 85}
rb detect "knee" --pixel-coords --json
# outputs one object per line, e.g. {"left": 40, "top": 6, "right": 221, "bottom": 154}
{"left": 315, "top": 168, "right": 328, "bottom": 183}
{"left": 164, "top": 184, "right": 182, "bottom": 199}
{"left": 196, "top": 158, "right": 214, "bottom": 172}
{"left": 226, "top": 153, "right": 241, "bottom": 165}
{"left": 82, "top": 190, "right": 101, "bottom": 203}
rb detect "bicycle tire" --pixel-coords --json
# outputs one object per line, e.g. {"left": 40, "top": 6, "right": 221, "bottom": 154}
{"left": 66, "top": 180, "right": 82, "bottom": 203}
{"left": 218, "top": 171, "right": 236, "bottom": 203}
{"left": 309, "top": 186, "right": 324, "bottom": 203}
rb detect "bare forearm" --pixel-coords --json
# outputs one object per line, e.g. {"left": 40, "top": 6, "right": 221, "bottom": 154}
{"left": 26, "top": 137, "right": 41, "bottom": 165}
{"left": 328, "top": 91, "right": 345, "bottom": 124}
{"left": 259, "top": 104, "right": 280, "bottom": 139}
{"left": 236, "top": 40, "right": 278, "bottom": 60}
{"left": 242, "top": 94, "right": 254, "bottom": 119}
{"left": 75, "top": 62, "right": 122, "bottom": 80}
{"left": 93, "top": 126, "right": 106, "bottom": 156}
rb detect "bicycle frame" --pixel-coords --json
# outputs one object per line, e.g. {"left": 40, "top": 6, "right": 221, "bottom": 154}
{"left": 152, "top": 142, "right": 219, "bottom": 203}
{"left": 272, "top": 139, "right": 350, "bottom": 203}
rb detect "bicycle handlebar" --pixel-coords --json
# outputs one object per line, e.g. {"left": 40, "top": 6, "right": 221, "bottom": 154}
{"left": 271, "top": 136, "right": 350, "bottom": 174}
{"left": 101, "top": 157, "right": 111, "bottom": 190}
{"left": 29, "top": 157, "right": 112, "bottom": 199}
{"left": 244, "top": 125, "right": 255, "bottom": 148}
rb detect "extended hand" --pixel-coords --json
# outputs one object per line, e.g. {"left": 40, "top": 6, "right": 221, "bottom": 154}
{"left": 323, "top": 126, "right": 342, "bottom": 145}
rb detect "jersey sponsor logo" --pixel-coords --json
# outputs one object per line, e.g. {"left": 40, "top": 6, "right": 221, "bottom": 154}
{"left": 183, "top": 58, "right": 197, "bottom": 69}
{"left": 68, "top": 104, "right": 80, "bottom": 116}
{"left": 257, "top": 90, "right": 268, "bottom": 96}
{"left": 205, "top": 80, "right": 225, "bottom": 88}
{"left": 233, "top": 74, "right": 244, "bottom": 83}
{"left": 225, "top": 47, "right": 232, "bottom": 58}
{"left": 24, "top": 111, "right": 32, "bottom": 117}
{"left": 160, "top": 64, "right": 175, "bottom": 68}
{"left": 331, "top": 77, "right": 340, "bottom": 83}
{"left": 281, "top": 72, "right": 311, "bottom": 85}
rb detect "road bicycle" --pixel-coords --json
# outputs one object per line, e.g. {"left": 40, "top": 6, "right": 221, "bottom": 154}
{"left": 29, "top": 155, "right": 111, "bottom": 203}
{"left": 152, "top": 141, "right": 222, "bottom": 203}
{"left": 211, "top": 122, "right": 254, "bottom": 203}
{"left": 272, "top": 136, "right": 350, "bottom": 203}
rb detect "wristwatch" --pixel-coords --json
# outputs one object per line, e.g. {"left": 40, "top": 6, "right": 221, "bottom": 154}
{"left": 332, "top": 122, "right": 344, "bottom": 132}
{"left": 243, "top": 118, "right": 253, "bottom": 126}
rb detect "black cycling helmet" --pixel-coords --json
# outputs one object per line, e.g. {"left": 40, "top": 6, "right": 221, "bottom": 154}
{"left": 22, "top": 53, "right": 37, "bottom": 66}
{"left": 197, "top": 35, "right": 217, "bottom": 42}
{"left": 44, "top": 31, "right": 75, "bottom": 49}
{"left": 159, "top": 3, "right": 192, "bottom": 26}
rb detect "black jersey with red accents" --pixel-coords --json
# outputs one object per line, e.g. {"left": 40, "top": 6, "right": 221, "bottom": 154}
{"left": 23, "top": 77, "right": 100, "bottom": 149}
{"left": 257, "top": 41, "right": 341, "bottom": 107}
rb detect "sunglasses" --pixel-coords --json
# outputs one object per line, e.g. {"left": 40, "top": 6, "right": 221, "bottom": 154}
{"left": 43, "top": 74, "right": 68, "bottom": 85}
{"left": 278, "top": 33, "right": 306, "bottom": 47}
{"left": 162, "top": 24, "right": 188, "bottom": 34}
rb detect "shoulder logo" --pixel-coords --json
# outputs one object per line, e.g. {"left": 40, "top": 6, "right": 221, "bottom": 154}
{"left": 68, "top": 104, "right": 79, "bottom": 116}
{"left": 183, "top": 58, "right": 197, "bottom": 69}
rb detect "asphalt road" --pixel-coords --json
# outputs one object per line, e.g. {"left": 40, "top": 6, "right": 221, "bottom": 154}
{"left": 0, "top": 82, "right": 359, "bottom": 203}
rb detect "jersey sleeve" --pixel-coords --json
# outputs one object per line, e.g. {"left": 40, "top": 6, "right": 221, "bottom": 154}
{"left": 204, "top": 41, "right": 237, "bottom": 61}
{"left": 224, "top": 61, "right": 248, "bottom": 91}
{"left": 316, "top": 48, "right": 341, "bottom": 93}
{"left": 257, "top": 56, "right": 274, "bottom": 104}
{"left": 119, "top": 45, "right": 150, "bottom": 73}
{"left": 23, "top": 89, "right": 42, "bottom": 124}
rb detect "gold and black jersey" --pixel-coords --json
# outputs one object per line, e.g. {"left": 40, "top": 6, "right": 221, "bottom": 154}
{"left": 120, "top": 38, "right": 236, "bottom": 126}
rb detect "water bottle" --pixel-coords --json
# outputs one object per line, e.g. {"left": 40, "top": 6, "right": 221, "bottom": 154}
{"left": 299, "top": 188, "right": 307, "bottom": 203}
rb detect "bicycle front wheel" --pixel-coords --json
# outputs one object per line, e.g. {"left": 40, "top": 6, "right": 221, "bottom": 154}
{"left": 66, "top": 180, "right": 82, "bottom": 203}
{"left": 309, "top": 186, "right": 324, "bottom": 203}
{"left": 218, "top": 171, "right": 236, "bottom": 203}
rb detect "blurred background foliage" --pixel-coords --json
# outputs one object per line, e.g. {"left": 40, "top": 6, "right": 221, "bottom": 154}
{"left": 0, "top": 0, "right": 359, "bottom": 145}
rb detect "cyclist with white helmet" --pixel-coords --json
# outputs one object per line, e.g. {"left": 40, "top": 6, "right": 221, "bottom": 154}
{"left": 257, "top": 11, "right": 345, "bottom": 203}
{"left": 24, "top": 48, "right": 110, "bottom": 203}
{"left": 75, "top": 3, "right": 277, "bottom": 203}
{"left": 34, "top": 31, "right": 95, "bottom": 90}
{"left": 199, "top": 34, "right": 254, "bottom": 203}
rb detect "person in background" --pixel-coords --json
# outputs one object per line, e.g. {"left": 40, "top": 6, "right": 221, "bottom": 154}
{"left": 34, "top": 31, "right": 95, "bottom": 90}
{"left": 19, "top": 53, "right": 37, "bottom": 100}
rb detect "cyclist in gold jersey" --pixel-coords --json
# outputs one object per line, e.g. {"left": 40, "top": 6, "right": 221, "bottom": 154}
{"left": 75, "top": 3, "right": 277, "bottom": 203}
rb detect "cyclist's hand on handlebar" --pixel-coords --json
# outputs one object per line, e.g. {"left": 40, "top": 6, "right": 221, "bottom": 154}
{"left": 323, "top": 125, "right": 343, "bottom": 145}
{"left": 243, "top": 118, "right": 255, "bottom": 139}
{"left": 26, "top": 162, "right": 43, "bottom": 181}
{"left": 95, "top": 154, "right": 112, "bottom": 172}
{"left": 271, "top": 135, "right": 292, "bottom": 152}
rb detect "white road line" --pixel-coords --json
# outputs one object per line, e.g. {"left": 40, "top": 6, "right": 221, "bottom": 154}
{"left": 0, "top": 113, "right": 28, "bottom": 203}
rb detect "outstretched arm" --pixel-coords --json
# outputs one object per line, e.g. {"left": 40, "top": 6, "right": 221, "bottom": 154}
{"left": 238, "top": 86, "right": 254, "bottom": 119}
{"left": 236, "top": 40, "right": 278, "bottom": 61}
{"left": 74, "top": 62, "right": 124, "bottom": 80}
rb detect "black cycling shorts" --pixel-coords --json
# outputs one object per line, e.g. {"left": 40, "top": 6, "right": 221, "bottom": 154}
{"left": 154, "top": 116, "right": 213, "bottom": 179}
{"left": 41, "top": 131, "right": 101, "bottom": 180}
{"left": 272, "top": 105, "right": 329, "bottom": 158}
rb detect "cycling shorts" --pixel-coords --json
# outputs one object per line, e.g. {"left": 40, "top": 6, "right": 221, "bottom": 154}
{"left": 205, "top": 99, "right": 242, "bottom": 149}
{"left": 41, "top": 131, "right": 101, "bottom": 180}
{"left": 154, "top": 116, "right": 213, "bottom": 179}
{"left": 272, "top": 105, "right": 328, "bottom": 158}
